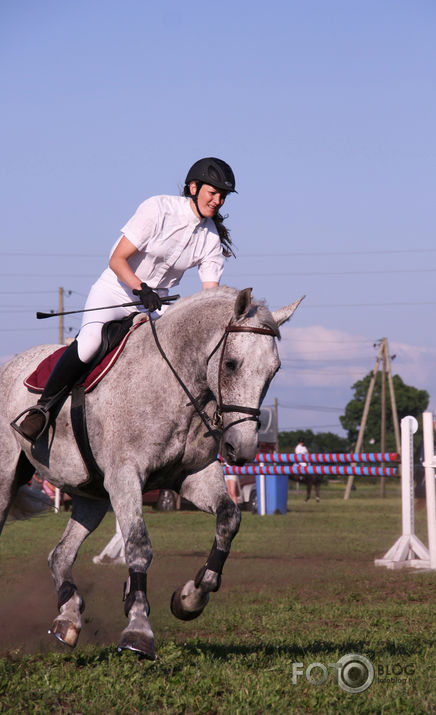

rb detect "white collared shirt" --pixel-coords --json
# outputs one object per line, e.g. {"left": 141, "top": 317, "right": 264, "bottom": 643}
{"left": 97, "top": 195, "right": 224, "bottom": 299}
{"left": 295, "top": 444, "right": 308, "bottom": 455}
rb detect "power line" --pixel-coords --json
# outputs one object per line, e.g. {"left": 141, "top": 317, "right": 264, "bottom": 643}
{"left": 281, "top": 357, "right": 373, "bottom": 363}
{"left": 1, "top": 248, "right": 435, "bottom": 258}
{"left": 283, "top": 367, "right": 366, "bottom": 375}
{"left": 242, "top": 248, "right": 436, "bottom": 257}
{"left": 279, "top": 424, "right": 344, "bottom": 430}
{"left": 0, "top": 252, "right": 104, "bottom": 258}
{"left": 0, "top": 274, "right": 96, "bottom": 278}
{"left": 283, "top": 337, "right": 370, "bottom": 344}
{"left": 226, "top": 268, "right": 436, "bottom": 277}
{"left": 300, "top": 301, "right": 436, "bottom": 308}
{"left": 0, "top": 290, "right": 79, "bottom": 295}
{"left": 278, "top": 402, "right": 343, "bottom": 412}
{"left": 2, "top": 269, "right": 436, "bottom": 280}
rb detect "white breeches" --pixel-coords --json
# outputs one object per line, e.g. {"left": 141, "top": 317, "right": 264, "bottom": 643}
{"left": 77, "top": 281, "right": 142, "bottom": 363}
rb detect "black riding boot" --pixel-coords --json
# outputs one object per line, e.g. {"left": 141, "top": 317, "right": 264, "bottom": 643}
{"left": 11, "top": 340, "right": 88, "bottom": 444}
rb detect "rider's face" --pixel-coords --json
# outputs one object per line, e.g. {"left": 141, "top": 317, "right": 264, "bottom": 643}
{"left": 189, "top": 182, "right": 227, "bottom": 219}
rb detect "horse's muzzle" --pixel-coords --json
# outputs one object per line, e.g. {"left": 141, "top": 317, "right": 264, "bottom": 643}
{"left": 222, "top": 430, "right": 257, "bottom": 466}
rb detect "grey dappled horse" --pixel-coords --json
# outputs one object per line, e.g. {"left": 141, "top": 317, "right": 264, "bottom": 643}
{"left": 0, "top": 287, "right": 302, "bottom": 659}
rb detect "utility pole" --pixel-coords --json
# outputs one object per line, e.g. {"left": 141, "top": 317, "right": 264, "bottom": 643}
{"left": 58, "top": 286, "right": 64, "bottom": 345}
{"left": 344, "top": 338, "right": 400, "bottom": 500}
{"left": 380, "top": 347, "right": 386, "bottom": 497}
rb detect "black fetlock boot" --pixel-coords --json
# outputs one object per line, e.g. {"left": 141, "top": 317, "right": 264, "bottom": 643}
{"left": 11, "top": 340, "right": 88, "bottom": 444}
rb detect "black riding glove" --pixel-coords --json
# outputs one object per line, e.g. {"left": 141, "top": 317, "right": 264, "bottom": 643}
{"left": 132, "top": 283, "right": 162, "bottom": 312}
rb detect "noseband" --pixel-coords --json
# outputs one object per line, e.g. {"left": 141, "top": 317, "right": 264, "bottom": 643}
{"left": 207, "top": 323, "right": 277, "bottom": 433}
{"left": 149, "top": 317, "right": 276, "bottom": 440}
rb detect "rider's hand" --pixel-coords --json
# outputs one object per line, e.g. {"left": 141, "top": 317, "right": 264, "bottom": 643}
{"left": 132, "top": 283, "right": 162, "bottom": 312}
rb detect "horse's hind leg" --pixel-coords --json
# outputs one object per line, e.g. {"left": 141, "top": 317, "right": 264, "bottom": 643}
{"left": 171, "top": 460, "right": 241, "bottom": 621}
{"left": 0, "top": 449, "right": 35, "bottom": 533}
{"left": 48, "top": 495, "right": 109, "bottom": 647}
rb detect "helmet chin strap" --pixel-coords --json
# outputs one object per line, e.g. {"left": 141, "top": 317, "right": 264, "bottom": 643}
{"left": 191, "top": 181, "right": 206, "bottom": 219}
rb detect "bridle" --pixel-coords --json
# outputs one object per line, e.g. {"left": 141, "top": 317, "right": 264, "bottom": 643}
{"left": 206, "top": 322, "right": 277, "bottom": 433}
{"left": 149, "top": 317, "right": 277, "bottom": 441}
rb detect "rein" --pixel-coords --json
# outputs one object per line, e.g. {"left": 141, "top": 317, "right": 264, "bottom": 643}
{"left": 149, "top": 316, "right": 276, "bottom": 440}
{"left": 149, "top": 317, "right": 219, "bottom": 440}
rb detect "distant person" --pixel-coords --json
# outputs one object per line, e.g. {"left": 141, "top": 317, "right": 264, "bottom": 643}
{"left": 295, "top": 437, "right": 320, "bottom": 503}
{"left": 225, "top": 473, "right": 240, "bottom": 506}
{"left": 294, "top": 437, "right": 308, "bottom": 465}
{"left": 12, "top": 158, "right": 237, "bottom": 444}
{"left": 304, "top": 475, "right": 321, "bottom": 503}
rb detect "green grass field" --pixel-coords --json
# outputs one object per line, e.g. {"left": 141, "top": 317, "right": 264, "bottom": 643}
{"left": 0, "top": 480, "right": 435, "bottom": 713}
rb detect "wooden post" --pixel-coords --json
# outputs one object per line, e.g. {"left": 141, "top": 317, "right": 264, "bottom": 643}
{"left": 344, "top": 337, "right": 400, "bottom": 500}
{"left": 386, "top": 349, "right": 401, "bottom": 452}
{"left": 380, "top": 340, "right": 387, "bottom": 498}
{"left": 344, "top": 342, "right": 383, "bottom": 499}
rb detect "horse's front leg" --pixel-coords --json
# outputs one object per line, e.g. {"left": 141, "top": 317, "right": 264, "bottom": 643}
{"left": 109, "top": 475, "right": 155, "bottom": 660}
{"left": 171, "top": 460, "right": 241, "bottom": 621}
{"left": 48, "top": 495, "right": 109, "bottom": 647}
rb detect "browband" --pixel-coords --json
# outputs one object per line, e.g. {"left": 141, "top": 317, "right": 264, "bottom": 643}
{"left": 225, "top": 325, "right": 276, "bottom": 336}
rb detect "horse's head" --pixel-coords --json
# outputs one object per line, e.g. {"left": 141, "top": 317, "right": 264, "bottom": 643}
{"left": 207, "top": 288, "right": 304, "bottom": 465}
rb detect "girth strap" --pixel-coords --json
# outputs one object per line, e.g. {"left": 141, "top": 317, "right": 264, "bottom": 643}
{"left": 70, "top": 386, "right": 107, "bottom": 499}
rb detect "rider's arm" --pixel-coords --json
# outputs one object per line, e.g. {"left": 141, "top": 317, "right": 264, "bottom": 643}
{"left": 109, "top": 236, "right": 143, "bottom": 292}
{"left": 202, "top": 281, "right": 219, "bottom": 290}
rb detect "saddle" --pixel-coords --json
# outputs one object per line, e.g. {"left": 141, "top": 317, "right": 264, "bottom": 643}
{"left": 24, "top": 313, "right": 148, "bottom": 500}
{"left": 25, "top": 312, "right": 148, "bottom": 395}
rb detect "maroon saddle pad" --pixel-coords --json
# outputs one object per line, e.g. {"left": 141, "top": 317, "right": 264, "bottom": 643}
{"left": 24, "top": 318, "right": 147, "bottom": 394}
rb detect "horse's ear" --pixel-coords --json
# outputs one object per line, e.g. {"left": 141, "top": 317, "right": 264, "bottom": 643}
{"left": 272, "top": 295, "right": 305, "bottom": 327}
{"left": 234, "top": 287, "right": 252, "bottom": 320}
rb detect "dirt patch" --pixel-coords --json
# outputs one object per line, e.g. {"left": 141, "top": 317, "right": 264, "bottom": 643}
{"left": 1, "top": 542, "right": 420, "bottom": 658}
{"left": 0, "top": 548, "right": 313, "bottom": 656}
{"left": 3, "top": 497, "right": 436, "bottom": 662}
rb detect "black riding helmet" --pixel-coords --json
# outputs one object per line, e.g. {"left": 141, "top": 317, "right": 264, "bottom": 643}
{"left": 185, "top": 157, "right": 237, "bottom": 193}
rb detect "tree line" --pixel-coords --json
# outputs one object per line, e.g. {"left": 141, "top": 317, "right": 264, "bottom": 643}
{"left": 279, "top": 371, "right": 429, "bottom": 454}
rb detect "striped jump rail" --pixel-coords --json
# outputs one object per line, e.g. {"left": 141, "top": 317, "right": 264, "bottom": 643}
{"left": 223, "top": 464, "right": 398, "bottom": 478}
{"left": 255, "top": 452, "right": 400, "bottom": 465}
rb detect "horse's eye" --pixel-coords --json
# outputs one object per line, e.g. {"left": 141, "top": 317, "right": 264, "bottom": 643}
{"left": 225, "top": 359, "right": 237, "bottom": 372}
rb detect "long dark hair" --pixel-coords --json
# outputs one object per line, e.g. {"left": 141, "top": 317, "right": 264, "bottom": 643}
{"left": 183, "top": 183, "right": 235, "bottom": 258}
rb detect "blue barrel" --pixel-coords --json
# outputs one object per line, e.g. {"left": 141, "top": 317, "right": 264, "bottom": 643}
{"left": 256, "top": 473, "right": 288, "bottom": 514}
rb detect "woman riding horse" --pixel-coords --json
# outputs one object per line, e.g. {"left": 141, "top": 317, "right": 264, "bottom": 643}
{"left": 13, "top": 158, "right": 237, "bottom": 444}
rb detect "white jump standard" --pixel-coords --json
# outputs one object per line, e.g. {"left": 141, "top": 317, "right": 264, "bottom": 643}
{"left": 375, "top": 413, "right": 436, "bottom": 571}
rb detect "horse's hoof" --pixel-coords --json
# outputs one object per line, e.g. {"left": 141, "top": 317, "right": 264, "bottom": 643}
{"left": 118, "top": 632, "right": 155, "bottom": 660}
{"left": 48, "top": 618, "right": 80, "bottom": 648}
{"left": 170, "top": 586, "right": 209, "bottom": 621}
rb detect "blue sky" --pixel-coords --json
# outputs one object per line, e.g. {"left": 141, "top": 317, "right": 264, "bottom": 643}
{"left": 1, "top": 0, "right": 435, "bottom": 436}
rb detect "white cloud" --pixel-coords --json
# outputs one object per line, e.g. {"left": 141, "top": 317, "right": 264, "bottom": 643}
{"left": 389, "top": 339, "right": 436, "bottom": 399}
{"left": 276, "top": 324, "right": 374, "bottom": 388}
{"left": 275, "top": 323, "right": 436, "bottom": 406}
